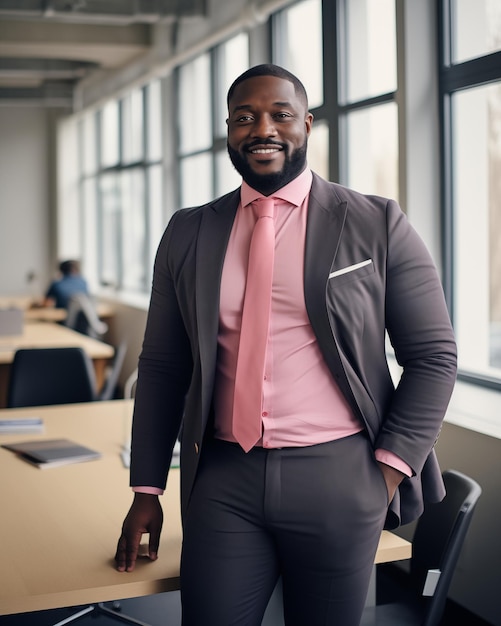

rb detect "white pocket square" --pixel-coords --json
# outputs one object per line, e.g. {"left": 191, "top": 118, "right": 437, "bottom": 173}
{"left": 329, "top": 259, "right": 373, "bottom": 279}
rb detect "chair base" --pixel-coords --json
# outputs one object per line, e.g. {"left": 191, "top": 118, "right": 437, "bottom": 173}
{"left": 360, "top": 602, "right": 422, "bottom": 626}
{"left": 51, "top": 602, "right": 152, "bottom": 626}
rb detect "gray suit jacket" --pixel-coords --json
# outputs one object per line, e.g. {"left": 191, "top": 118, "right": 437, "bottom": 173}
{"left": 130, "top": 172, "right": 457, "bottom": 529}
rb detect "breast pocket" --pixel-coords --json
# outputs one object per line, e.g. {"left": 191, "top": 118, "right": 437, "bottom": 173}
{"left": 328, "top": 259, "right": 374, "bottom": 287}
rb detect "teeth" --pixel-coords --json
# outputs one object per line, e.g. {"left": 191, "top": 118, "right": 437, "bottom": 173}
{"left": 251, "top": 148, "right": 280, "bottom": 154}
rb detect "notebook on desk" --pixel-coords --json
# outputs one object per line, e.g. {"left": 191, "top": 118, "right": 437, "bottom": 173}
{"left": 2, "top": 438, "right": 101, "bottom": 469}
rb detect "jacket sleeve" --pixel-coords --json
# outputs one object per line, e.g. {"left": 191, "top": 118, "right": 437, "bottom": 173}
{"left": 130, "top": 211, "right": 194, "bottom": 490}
{"left": 375, "top": 199, "right": 457, "bottom": 475}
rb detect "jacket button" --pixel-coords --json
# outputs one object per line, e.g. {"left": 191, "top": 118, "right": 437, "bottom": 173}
{"left": 194, "top": 443, "right": 199, "bottom": 454}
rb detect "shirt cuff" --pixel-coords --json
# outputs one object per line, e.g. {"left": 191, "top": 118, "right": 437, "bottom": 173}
{"left": 375, "top": 448, "right": 412, "bottom": 477}
{"left": 132, "top": 486, "right": 164, "bottom": 495}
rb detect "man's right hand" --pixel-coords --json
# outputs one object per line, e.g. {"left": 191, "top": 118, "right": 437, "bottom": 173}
{"left": 115, "top": 492, "right": 164, "bottom": 572}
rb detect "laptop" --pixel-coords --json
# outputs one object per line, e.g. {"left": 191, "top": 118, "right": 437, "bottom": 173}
{"left": 0, "top": 308, "right": 24, "bottom": 336}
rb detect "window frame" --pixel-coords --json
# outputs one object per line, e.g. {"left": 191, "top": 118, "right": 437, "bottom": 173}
{"left": 439, "top": 0, "right": 501, "bottom": 389}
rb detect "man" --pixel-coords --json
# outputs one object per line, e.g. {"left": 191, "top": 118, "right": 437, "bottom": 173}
{"left": 115, "top": 64, "right": 457, "bottom": 625}
{"left": 44, "top": 259, "right": 89, "bottom": 309}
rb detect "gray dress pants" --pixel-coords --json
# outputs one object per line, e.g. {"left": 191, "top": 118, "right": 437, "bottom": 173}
{"left": 180, "top": 431, "right": 389, "bottom": 626}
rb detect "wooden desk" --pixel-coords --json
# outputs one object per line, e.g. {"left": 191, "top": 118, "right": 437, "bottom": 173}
{"left": 0, "top": 295, "right": 33, "bottom": 310}
{"left": 24, "top": 303, "right": 114, "bottom": 324}
{"left": 0, "top": 400, "right": 412, "bottom": 616}
{"left": 0, "top": 322, "right": 115, "bottom": 407}
{"left": 0, "top": 296, "right": 114, "bottom": 323}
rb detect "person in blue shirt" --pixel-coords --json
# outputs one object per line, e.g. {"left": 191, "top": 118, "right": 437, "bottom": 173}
{"left": 44, "top": 259, "right": 89, "bottom": 309}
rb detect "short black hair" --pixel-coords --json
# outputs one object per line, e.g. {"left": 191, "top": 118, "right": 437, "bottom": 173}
{"left": 227, "top": 64, "right": 309, "bottom": 110}
{"left": 59, "top": 260, "right": 80, "bottom": 276}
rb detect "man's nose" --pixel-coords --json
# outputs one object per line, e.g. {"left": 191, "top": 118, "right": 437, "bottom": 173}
{"left": 251, "top": 114, "right": 277, "bottom": 137}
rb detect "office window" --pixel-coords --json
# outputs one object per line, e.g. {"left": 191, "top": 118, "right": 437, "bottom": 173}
{"left": 273, "top": 0, "right": 323, "bottom": 109}
{"left": 215, "top": 33, "right": 249, "bottom": 138}
{"left": 99, "top": 173, "right": 121, "bottom": 289}
{"left": 100, "top": 100, "right": 119, "bottom": 168}
{"left": 179, "top": 54, "right": 212, "bottom": 154}
{"left": 451, "top": 84, "right": 501, "bottom": 378}
{"left": 145, "top": 81, "right": 164, "bottom": 287}
{"left": 120, "top": 169, "right": 146, "bottom": 292}
{"left": 122, "top": 88, "right": 144, "bottom": 165}
{"left": 451, "top": 0, "right": 501, "bottom": 63}
{"left": 346, "top": 102, "right": 398, "bottom": 198}
{"left": 177, "top": 53, "right": 213, "bottom": 208}
{"left": 76, "top": 78, "right": 164, "bottom": 294}
{"left": 81, "top": 113, "right": 96, "bottom": 177}
{"left": 146, "top": 80, "right": 162, "bottom": 161}
{"left": 147, "top": 164, "right": 164, "bottom": 286}
{"left": 180, "top": 153, "right": 213, "bottom": 207}
{"left": 79, "top": 113, "right": 99, "bottom": 291}
{"left": 340, "top": 0, "right": 396, "bottom": 103}
{"left": 81, "top": 177, "right": 99, "bottom": 290}
{"left": 441, "top": 0, "right": 501, "bottom": 384}
{"left": 337, "top": 0, "right": 398, "bottom": 199}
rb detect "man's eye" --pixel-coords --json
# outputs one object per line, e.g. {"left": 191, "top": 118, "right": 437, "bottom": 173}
{"left": 274, "top": 112, "right": 292, "bottom": 120}
{"left": 236, "top": 115, "right": 252, "bottom": 122}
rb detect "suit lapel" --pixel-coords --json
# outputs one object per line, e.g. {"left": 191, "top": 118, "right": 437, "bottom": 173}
{"left": 304, "top": 175, "right": 347, "bottom": 344}
{"left": 304, "top": 175, "right": 369, "bottom": 426}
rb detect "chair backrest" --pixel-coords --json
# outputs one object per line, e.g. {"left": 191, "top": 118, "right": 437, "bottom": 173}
{"left": 410, "top": 469, "right": 482, "bottom": 626}
{"left": 123, "top": 368, "right": 138, "bottom": 399}
{"left": 98, "top": 341, "right": 127, "bottom": 401}
{"left": 65, "top": 293, "right": 108, "bottom": 338}
{"left": 7, "top": 347, "right": 98, "bottom": 408}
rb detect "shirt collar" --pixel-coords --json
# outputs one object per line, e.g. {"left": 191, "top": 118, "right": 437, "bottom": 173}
{"left": 240, "top": 168, "right": 313, "bottom": 209}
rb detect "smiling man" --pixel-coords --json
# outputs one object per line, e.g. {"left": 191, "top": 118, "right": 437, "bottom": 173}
{"left": 115, "top": 65, "right": 457, "bottom": 626}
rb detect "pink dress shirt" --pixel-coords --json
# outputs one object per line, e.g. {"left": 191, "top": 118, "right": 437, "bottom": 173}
{"left": 214, "top": 169, "right": 363, "bottom": 447}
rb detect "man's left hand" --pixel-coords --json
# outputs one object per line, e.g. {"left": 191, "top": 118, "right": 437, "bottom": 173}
{"left": 377, "top": 462, "right": 405, "bottom": 503}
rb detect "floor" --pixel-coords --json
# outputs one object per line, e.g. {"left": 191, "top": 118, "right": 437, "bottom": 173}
{"left": 440, "top": 601, "right": 493, "bottom": 626}
{"left": 376, "top": 563, "right": 493, "bottom": 626}
{"left": 0, "top": 590, "right": 493, "bottom": 625}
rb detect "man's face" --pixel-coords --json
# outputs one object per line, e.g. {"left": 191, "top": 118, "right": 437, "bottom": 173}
{"left": 226, "top": 75, "right": 313, "bottom": 195}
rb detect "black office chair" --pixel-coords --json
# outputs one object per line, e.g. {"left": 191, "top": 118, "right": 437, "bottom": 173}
{"left": 360, "top": 469, "right": 482, "bottom": 626}
{"left": 98, "top": 340, "right": 127, "bottom": 401}
{"left": 7, "top": 347, "right": 98, "bottom": 408}
{"left": 65, "top": 293, "right": 108, "bottom": 339}
{"left": 123, "top": 367, "right": 138, "bottom": 400}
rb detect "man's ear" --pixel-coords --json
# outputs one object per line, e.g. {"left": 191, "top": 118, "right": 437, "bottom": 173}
{"left": 305, "top": 112, "right": 314, "bottom": 136}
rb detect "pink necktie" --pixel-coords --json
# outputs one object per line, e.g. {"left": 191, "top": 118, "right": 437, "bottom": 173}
{"left": 232, "top": 197, "right": 275, "bottom": 452}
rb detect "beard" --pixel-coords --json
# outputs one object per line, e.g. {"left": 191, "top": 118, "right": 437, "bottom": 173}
{"left": 227, "top": 139, "right": 308, "bottom": 195}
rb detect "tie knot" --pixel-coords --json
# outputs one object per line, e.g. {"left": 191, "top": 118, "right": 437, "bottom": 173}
{"left": 254, "top": 197, "right": 275, "bottom": 219}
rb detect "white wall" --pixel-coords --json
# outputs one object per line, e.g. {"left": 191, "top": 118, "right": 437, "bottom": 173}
{"left": 0, "top": 107, "right": 53, "bottom": 298}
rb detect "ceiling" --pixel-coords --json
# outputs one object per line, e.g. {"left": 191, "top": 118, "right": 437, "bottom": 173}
{"left": 0, "top": 0, "right": 206, "bottom": 107}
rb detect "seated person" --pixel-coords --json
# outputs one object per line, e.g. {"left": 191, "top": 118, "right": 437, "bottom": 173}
{"left": 44, "top": 260, "right": 89, "bottom": 309}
